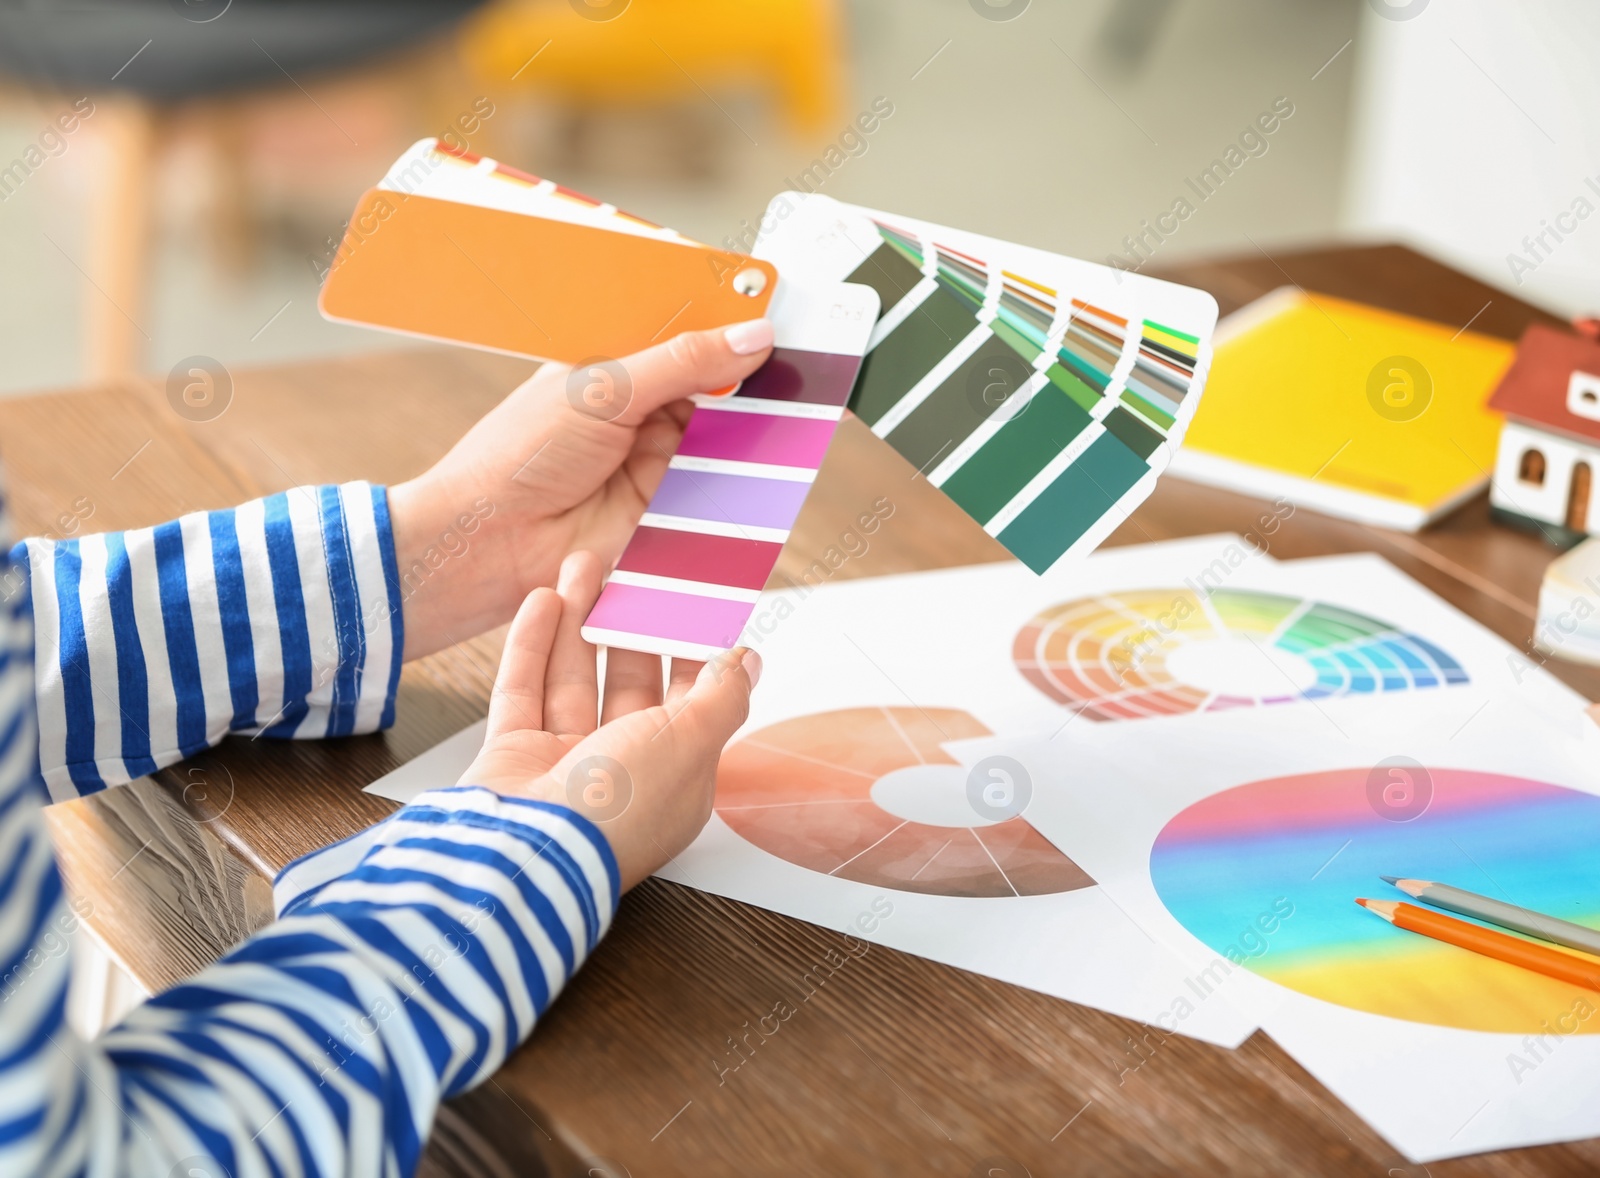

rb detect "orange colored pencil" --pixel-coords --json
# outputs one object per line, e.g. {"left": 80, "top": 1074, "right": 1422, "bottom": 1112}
{"left": 1355, "top": 899, "right": 1600, "bottom": 992}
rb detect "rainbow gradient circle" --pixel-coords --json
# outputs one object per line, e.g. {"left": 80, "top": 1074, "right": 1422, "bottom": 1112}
{"left": 1150, "top": 768, "right": 1600, "bottom": 1033}
{"left": 1014, "top": 588, "right": 1468, "bottom": 721}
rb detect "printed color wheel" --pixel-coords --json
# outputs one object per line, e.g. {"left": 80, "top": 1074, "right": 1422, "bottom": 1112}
{"left": 716, "top": 707, "right": 1092, "bottom": 898}
{"left": 1014, "top": 587, "right": 1468, "bottom": 720}
{"left": 1151, "top": 768, "right": 1600, "bottom": 1034}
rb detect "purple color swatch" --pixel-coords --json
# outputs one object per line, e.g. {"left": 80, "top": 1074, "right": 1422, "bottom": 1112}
{"left": 648, "top": 468, "right": 812, "bottom": 530}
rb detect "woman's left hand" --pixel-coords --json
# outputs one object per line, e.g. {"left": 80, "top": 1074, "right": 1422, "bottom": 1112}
{"left": 459, "top": 551, "right": 762, "bottom": 891}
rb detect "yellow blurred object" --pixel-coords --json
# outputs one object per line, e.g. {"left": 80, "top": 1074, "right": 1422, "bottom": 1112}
{"left": 1170, "top": 288, "right": 1518, "bottom": 532}
{"left": 460, "top": 0, "right": 843, "bottom": 138}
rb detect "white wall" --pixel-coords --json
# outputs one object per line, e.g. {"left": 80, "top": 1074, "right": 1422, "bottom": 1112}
{"left": 1343, "top": 0, "right": 1600, "bottom": 318}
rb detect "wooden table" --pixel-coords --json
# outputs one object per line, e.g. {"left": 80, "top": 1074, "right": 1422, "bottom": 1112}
{"left": 21, "top": 244, "right": 1600, "bottom": 1176}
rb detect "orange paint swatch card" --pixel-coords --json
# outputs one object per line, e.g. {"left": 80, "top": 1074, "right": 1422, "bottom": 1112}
{"left": 318, "top": 187, "right": 775, "bottom": 363}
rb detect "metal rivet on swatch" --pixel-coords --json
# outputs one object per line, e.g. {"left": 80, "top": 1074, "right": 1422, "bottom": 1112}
{"left": 732, "top": 268, "right": 768, "bottom": 297}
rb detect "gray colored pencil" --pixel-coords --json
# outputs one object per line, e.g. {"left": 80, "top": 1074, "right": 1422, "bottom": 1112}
{"left": 1381, "top": 876, "right": 1600, "bottom": 958}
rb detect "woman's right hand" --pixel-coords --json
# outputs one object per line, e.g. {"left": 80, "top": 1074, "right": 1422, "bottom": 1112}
{"left": 458, "top": 550, "right": 762, "bottom": 891}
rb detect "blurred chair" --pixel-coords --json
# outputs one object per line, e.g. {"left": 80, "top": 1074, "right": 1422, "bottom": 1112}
{"left": 460, "top": 0, "right": 844, "bottom": 143}
{"left": 0, "top": 0, "right": 487, "bottom": 381}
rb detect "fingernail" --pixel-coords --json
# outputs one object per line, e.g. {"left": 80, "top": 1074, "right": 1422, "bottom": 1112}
{"left": 724, "top": 318, "right": 775, "bottom": 355}
{"left": 738, "top": 647, "right": 763, "bottom": 690}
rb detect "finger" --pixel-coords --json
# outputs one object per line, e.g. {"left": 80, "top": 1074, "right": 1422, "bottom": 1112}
{"left": 544, "top": 551, "right": 604, "bottom": 735}
{"left": 619, "top": 408, "right": 690, "bottom": 499}
{"left": 660, "top": 646, "right": 761, "bottom": 756}
{"left": 665, "top": 657, "right": 703, "bottom": 707}
{"left": 609, "top": 319, "right": 774, "bottom": 425}
{"left": 601, "top": 647, "right": 664, "bottom": 724}
{"left": 483, "top": 588, "right": 562, "bottom": 742}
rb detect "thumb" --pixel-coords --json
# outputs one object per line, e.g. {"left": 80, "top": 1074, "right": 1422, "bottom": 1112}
{"left": 661, "top": 646, "right": 762, "bottom": 755}
{"left": 609, "top": 319, "right": 775, "bottom": 424}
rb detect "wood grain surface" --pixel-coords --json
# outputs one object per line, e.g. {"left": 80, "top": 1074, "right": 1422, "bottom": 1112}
{"left": 15, "top": 244, "right": 1599, "bottom": 1177}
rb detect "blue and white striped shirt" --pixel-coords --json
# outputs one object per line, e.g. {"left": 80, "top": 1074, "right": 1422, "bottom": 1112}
{"left": 0, "top": 482, "right": 618, "bottom": 1177}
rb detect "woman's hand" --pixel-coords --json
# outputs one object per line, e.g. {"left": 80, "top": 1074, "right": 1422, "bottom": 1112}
{"left": 388, "top": 319, "right": 775, "bottom": 660}
{"left": 459, "top": 551, "right": 762, "bottom": 891}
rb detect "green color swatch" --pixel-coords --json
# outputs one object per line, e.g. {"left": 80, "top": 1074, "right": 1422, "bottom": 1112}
{"left": 849, "top": 287, "right": 977, "bottom": 426}
{"left": 941, "top": 383, "right": 1093, "bottom": 524}
{"left": 998, "top": 430, "right": 1147, "bottom": 573}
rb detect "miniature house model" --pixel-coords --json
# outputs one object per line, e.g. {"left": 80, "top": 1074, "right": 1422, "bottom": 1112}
{"left": 1489, "top": 323, "right": 1600, "bottom": 541}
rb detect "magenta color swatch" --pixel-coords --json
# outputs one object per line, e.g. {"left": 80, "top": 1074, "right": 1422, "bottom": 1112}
{"left": 586, "top": 582, "right": 754, "bottom": 648}
{"left": 676, "top": 409, "right": 837, "bottom": 468}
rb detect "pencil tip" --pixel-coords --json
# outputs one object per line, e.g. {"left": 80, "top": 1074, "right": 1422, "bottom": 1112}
{"left": 1354, "top": 897, "right": 1370, "bottom": 908}
{"left": 1379, "top": 875, "right": 1400, "bottom": 885}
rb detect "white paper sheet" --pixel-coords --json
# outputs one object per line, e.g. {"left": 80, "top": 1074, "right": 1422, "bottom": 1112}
{"left": 974, "top": 690, "right": 1600, "bottom": 1162}
{"left": 366, "top": 719, "right": 486, "bottom": 806}
{"left": 365, "top": 536, "right": 1600, "bottom": 1154}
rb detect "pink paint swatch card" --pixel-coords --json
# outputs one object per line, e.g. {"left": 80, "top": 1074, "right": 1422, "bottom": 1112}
{"left": 582, "top": 279, "right": 880, "bottom": 660}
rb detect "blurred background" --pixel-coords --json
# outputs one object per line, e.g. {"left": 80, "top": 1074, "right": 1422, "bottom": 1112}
{"left": 0, "top": 0, "right": 1595, "bottom": 396}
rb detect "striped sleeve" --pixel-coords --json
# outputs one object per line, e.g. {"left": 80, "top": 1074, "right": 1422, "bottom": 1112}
{"left": 5, "top": 772, "right": 619, "bottom": 1176}
{"left": 92, "top": 788, "right": 617, "bottom": 1177}
{"left": 16, "top": 483, "right": 405, "bottom": 802}
{"left": 0, "top": 474, "right": 623, "bottom": 1174}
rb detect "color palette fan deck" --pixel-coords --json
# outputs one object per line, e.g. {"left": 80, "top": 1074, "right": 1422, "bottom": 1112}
{"left": 836, "top": 221, "right": 1203, "bottom": 573}
{"left": 582, "top": 282, "right": 880, "bottom": 660}
{"left": 379, "top": 138, "right": 689, "bottom": 242}
{"left": 1015, "top": 588, "right": 1470, "bottom": 719}
{"left": 756, "top": 194, "right": 1217, "bottom": 576}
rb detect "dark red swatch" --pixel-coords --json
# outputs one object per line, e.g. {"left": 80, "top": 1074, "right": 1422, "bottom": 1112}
{"left": 616, "top": 527, "right": 783, "bottom": 590}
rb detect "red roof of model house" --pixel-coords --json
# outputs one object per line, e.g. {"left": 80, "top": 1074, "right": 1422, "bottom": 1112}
{"left": 1488, "top": 324, "right": 1600, "bottom": 445}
